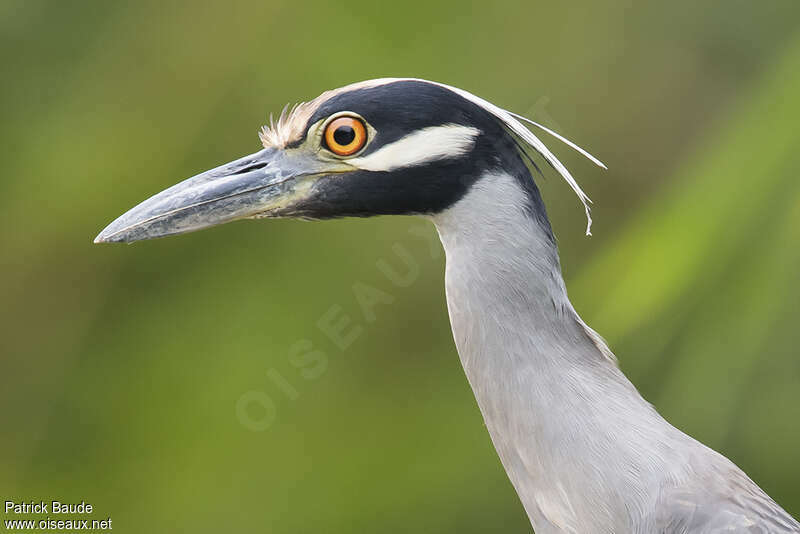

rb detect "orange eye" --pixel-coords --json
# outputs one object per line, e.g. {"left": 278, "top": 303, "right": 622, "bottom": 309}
{"left": 323, "top": 116, "right": 367, "bottom": 156}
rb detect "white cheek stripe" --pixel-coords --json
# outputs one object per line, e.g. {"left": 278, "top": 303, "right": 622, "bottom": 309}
{"left": 348, "top": 124, "right": 480, "bottom": 172}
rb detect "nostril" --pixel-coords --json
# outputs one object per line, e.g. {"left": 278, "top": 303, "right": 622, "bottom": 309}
{"left": 230, "top": 162, "right": 268, "bottom": 175}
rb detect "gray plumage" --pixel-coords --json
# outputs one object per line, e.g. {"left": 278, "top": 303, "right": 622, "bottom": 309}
{"left": 94, "top": 78, "right": 800, "bottom": 533}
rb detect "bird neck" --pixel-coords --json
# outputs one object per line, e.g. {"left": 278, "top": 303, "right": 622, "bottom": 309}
{"left": 431, "top": 169, "right": 679, "bottom": 532}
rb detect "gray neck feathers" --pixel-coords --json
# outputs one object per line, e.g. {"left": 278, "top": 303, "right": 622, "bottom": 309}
{"left": 431, "top": 170, "right": 695, "bottom": 533}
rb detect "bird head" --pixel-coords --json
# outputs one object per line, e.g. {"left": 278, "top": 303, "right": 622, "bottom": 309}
{"left": 94, "top": 78, "right": 603, "bottom": 244}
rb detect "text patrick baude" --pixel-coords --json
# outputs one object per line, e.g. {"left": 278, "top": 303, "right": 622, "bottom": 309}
{"left": 6, "top": 501, "right": 94, "bottom": 515}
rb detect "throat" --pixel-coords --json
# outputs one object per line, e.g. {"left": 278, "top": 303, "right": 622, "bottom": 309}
{"left": 431, "top": 170, "right": 667, "bottom": 531}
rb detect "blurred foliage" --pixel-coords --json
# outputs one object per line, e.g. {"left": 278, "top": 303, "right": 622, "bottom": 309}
{"left": 1, "top": 1, "right": 798, "bottom": 532}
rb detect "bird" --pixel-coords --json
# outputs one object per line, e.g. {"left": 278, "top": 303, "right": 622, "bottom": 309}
{"left": 95, "top": 78, "right": 799, "bottom": 533}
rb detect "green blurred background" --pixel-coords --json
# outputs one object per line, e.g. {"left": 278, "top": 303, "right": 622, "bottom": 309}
{"left": 2, "top": 1, "right": 799, "bottom": 531}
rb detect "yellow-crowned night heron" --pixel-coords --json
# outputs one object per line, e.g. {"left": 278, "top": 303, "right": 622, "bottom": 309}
{"left": 95, "top": 79, "right": 799, "bottom": 533}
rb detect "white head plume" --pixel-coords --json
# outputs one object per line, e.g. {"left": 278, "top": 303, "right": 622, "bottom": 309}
{"left": 425, "top": 80, "right": 606, "bottom": 236}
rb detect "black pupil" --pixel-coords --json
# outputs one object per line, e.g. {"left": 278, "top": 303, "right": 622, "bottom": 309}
{"left": 333, "top": 125, "right": 356, "bottom": 146}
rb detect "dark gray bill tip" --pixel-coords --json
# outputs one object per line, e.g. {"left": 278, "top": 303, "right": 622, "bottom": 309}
{"left": 93, "top": 230, "right": 119, "bottom": 244}
{"left": 93, "top": 221, "right": 138, "bottom": 244}
{"left": 93, "top": 213, "right": 178, "bottom": 244}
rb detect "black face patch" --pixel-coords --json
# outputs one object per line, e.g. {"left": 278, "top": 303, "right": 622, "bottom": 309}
{"left": 292, "top": 80, "right": 553, "bottom": 241}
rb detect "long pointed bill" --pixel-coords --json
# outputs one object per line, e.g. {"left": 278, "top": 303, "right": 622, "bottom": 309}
{"left": 94, "top": 148, "right": 317, "bottom": 243}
